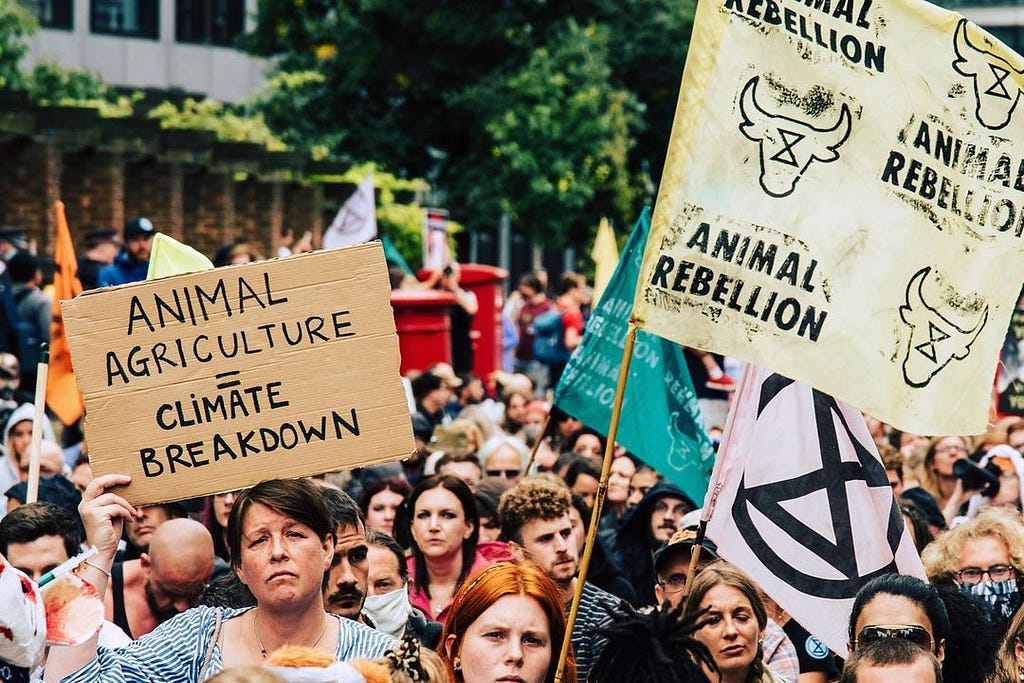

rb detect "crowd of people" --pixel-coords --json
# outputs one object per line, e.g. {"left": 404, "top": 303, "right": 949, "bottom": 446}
{"left": 2, "top": 216, "right": 1024, "bottom": 682}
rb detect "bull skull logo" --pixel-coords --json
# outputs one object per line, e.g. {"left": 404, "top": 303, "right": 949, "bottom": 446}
{"left": 899, "top": 267, "right": 988, "bottom": 388}
{"left": 738, "top": 76, "right": 852, "bottom": 198}
{"left": 953, "top": 19, "right": 1023, "bottom": 130}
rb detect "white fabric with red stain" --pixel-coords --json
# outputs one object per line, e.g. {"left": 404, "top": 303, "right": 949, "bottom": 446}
{"left": 0, "top": 556, "right": 45, "bottom": 669}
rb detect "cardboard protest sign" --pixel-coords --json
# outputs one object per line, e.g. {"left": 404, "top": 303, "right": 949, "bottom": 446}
{"left": 62, "top": 243, "right": 414, "bottom": 505}
{"left": 632, "top": 0, "right": 1024, "bottom": 434}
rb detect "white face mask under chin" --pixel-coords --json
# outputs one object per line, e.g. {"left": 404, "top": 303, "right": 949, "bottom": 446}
{"left": 362, "top": 587, "right": 413, "bottom": 638}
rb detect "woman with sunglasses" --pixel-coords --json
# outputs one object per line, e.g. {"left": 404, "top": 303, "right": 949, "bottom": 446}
{"left": 683, "top": 561, "right": 787, "bottom": 683}
{"left": 399, "top": 474, "right": 491, "bottom": 625}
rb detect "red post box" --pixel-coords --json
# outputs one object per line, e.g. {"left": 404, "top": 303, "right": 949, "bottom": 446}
{"left": 390, "top": 289, "right": 457, "bottom": 375}
{"left": 458, "top": 264, "right": 508, "bottom": 382}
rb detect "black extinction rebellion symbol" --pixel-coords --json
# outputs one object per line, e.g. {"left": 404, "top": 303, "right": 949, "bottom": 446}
{"left": 731, "top": 374, "right": 903, "bottom": 599}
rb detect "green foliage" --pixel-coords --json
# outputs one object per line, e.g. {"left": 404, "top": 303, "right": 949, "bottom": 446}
{"left": 24, "top": 61, "right": 136, "bottom": 116}
{"left": 248, "top": 70, "right": 345, "bottom": 156}
{"left": 455, "top": 20, "right": 643, "bottom": 242}
{"left": 0, "top": 0, "right": 35, "bottom": 90}
{"left": 243, "top": 0, "right": 698, "bottom": 245}
{"left": 148, "top": 98, "right": 288, "bottom": 150}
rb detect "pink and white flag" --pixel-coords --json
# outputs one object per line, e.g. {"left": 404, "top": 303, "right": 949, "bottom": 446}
{"left": 703, "top": 364, "right": 925, "bottom": 656}
{"left": 323, "top": 175, "right": 377, "bottom": 250}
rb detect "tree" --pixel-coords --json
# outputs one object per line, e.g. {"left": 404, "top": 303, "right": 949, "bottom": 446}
{"left": 244, "top": 0, "right": 697, "bottom": 242}
{"left": 0, "top": 0, "right": 36, "bottom": 90}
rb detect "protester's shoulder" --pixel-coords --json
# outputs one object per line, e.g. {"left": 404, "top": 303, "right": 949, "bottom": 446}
{"left": 581, "top": 581, "right": 622, "bottom": 610}
{"left": 336, "top": 615, "right": 398, "bottom": 658}
{"left": 146, "top": 605, "right": 250, "bottom": 636}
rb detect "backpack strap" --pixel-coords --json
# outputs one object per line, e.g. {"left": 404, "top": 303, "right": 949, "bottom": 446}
{"left": 198, "top": 608, "right": 224, "bottom": 681}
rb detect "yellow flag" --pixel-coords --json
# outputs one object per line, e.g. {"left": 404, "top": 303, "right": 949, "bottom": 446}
{"left": 632, "top": 0, "right": 1024, "bottom": 435}
{"left": 590, "top": 218, "right": 618, "bottom": 304}
{"left": 146, "top": 233, "right": 214, "bottom": 280}
{"left": 46, "top": 200, "right": 84, "bottom": 426}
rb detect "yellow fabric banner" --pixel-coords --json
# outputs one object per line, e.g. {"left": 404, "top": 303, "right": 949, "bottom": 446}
{"left": 633, "top": 0, "right": 1024, "bottom": 434}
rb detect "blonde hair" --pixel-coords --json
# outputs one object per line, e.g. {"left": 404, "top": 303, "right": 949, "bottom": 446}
{"left": 206, "top": 668, "right": 286, "bottom": 683}
{"left": 921, "top": 506, "right": 1024, "bottom": 583}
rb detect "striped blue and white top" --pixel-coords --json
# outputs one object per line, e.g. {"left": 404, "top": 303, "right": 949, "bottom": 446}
{"left": 57, "top": 606, "right": 397, "bottom": 683}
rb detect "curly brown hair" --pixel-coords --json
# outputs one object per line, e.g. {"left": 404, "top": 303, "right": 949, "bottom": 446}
{"left": 498, "top": 477, "right": 572, "bottom": 544}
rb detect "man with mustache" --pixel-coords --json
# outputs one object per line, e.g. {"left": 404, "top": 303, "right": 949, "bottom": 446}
{"left": 612, "top": 481, "right": 695, "bottom": 606}
{"left": 498, "top": 477, "right": 619, "bottom": 683}
{"left": 105, "top": 518, "right": 214, "bottom": 638}
{"left": 322, "top": 486, "right": 372, "bottom": 625}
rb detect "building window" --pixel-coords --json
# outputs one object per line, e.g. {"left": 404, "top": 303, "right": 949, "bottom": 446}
{"left": 23, "top": 0, "right": 73, "bottom": 29}
{"left": 91, "top": 0, "right": 158, "bottom": 38}
{"left": 176, "top": 0, "right": 243, "bottom": 46}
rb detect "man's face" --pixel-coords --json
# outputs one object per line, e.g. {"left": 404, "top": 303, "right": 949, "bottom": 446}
{"left": 6, "top": 534, "right": 68, "bottom": 581}
{"left": 93, "top": 241, "right": 120, "bottom": 263}
{"left": 855, "top": 658, "right": 937, "bottom": 683}
{"left": 514, "top": 514, "right": 578, "bottom": 589}
{"left": 128, "top": 506, "right": 172, "bottom": 551}
{"left": 326, "top": 522, "right": 368, "bottom": 619}
{"left": 126, "top": 234, "right": 153, "bottom": 262}
{"left": 649, "top": 496, "right": 690, "bottom": 544}
{"left": 366, "top": 543, "right": 405, "bottom": 596}
{"left": 463, "top": 379, "right": 484, "bottom": 405}
{"left": 654, "top": 551, "right": 715, "bottom": 610}
{"left": 438, "top": 460, "right": 482, "bottom": 489}
{"left": 886, "top": 468, "right": 904, "bottom": 497}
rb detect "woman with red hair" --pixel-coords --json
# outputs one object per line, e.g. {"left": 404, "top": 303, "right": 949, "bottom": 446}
{"left": 439, "top": 561, "right": 575, "bottom": 683}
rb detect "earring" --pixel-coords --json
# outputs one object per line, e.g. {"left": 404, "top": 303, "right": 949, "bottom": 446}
{"left": 453, "top": 657, "right": 462, "bottom": 671}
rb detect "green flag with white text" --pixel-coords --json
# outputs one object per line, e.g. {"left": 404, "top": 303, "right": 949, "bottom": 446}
{"left": 555, "top": 208, "right": 714, "bottom": 503}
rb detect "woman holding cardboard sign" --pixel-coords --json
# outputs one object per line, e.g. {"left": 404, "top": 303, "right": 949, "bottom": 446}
{"left": 44, "top": 476, "right": 395, "bottom": 682}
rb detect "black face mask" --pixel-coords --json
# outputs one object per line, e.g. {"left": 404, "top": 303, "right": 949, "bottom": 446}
{"left": 959, "top": 578, "right": 1023, "bottom": 622}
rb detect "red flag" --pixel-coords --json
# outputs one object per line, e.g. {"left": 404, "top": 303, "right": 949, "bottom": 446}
{"left": 46, "top": 201, "right": 84, "bottom": 426}
{"left": 702, "top": 364, "right": 924, "bottom": 656}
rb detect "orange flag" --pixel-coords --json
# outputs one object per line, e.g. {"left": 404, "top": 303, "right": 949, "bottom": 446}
{"left": 46, "top": 200, "right": 84, "bottom": 426}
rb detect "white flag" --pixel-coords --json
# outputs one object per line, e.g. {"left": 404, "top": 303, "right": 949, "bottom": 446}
{"left": 323, "top": 174, "right": 377, "bottom": 249}
{"left": 703, "top": 364, "right": 925, "bottom": 656}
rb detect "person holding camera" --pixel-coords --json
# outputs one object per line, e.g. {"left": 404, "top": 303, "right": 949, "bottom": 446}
{"left": 962, "top": 445, "right": 1024, "bottom": 520}
{"left": 916, "top": 435, "right": 980, "bottom": 526}
{"left": 422, "top": 263, "right": 478, "bottom": 375}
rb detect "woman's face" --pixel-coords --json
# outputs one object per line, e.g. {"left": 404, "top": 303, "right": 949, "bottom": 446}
{"left": 213, "top": 490, "right": 240, "bottom": 528}
{"left": 411, "top": 487, "right": 475, "bottom": 560}
{"left": 930, "top": 436, "right": 968, "bottom": 477}
{"left": 987, "top": 463, "right": 1021, "bottom": 509}
{"left": 572, "top": 434, "right": 603, "bottom": 460}
{"left": 479, "top": 516, "right": 502, "bottom": 544}
{"left": 366, "top": 488, "right": 406, "bottom": 536}
{"left": 607, "top": 457, "right": 636, "bottom": 504}
{"left": 693, "top": 584, "right": 762, "bottom": 679}
{"left": 235, "top": 503, "right": 332, "bottom": 609}
{"left": 506, "top": 395, "right": 527, "bottom": 425}
{"left": 959, "top": 534, "right": 1012, "bottom": 576}
{"left": 628, "top": 469, "right": 660, "bottom": 507}
{"left": 451, "top": 593, "right": 552, "bottom": 683}
{"left": 570, "top": 474, "right": 599, "bottom": 510}
{"left": 852, "top": 594, "right": 940, "bottom": 659}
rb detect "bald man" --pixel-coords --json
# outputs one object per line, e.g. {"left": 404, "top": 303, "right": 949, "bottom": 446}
{"left": 105, "top": 518, "right": 214, "bottom": 639}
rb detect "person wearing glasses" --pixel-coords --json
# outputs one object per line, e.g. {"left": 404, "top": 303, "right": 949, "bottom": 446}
{"left": 914, "top": 435, "right": 973, "bottom": 526}
{"left": 922, "top": 506, "right": 1024, "bottom": 625}
{"left": 847, "top": 575, "right": 948, "bottom": 674}
{"left": 399, "top": 475, "right": 490, "bottom": 625}
{"left": 840, "top": 637, "right": 942, "bottom": 682}
{"left": 478, "top": 436, "right": 529, "bottom": 484}
{"left": 683, "top": 561, "right": 789, "bottom": 683}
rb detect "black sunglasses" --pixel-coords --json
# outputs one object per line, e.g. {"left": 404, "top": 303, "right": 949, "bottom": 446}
{"left": 854, "top": 624, "right": 934, "bottom": 652}
{"left": 486, "top": 469, "right": 521, "bottom": 478}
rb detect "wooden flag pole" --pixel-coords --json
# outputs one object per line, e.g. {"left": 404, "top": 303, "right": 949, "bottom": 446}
{"left": 554, "top": 324, "right": 637, "bottom": 682}
{"left": 523, "top": 413, "right": 552, "bottom": 474}
{"left": 26, "top": 343, "right": 50, "bottom": 504}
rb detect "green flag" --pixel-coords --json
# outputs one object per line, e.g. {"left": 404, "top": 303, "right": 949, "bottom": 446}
{"left": 381, "top": 235, "right": 414, "bottom": 276}
{"left": 555, "top": 208, "right": 714, "bottom": 503}
{"left": 146, "top": 233, "right": 214, "bottom": 280}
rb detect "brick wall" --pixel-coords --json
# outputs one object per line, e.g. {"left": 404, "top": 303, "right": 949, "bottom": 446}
{"left": 0, "top": 140, "right": 328, "bottom": 263}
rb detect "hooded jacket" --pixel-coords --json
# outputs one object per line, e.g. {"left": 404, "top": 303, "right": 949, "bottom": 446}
{"left": 965, "top": 444, "right": 1024, "bottom": 519}
{"left": 613, "top": 481, "right": 697, "bottom": 606}
{"left": 0, "top": 403, "right": 57, "bottom": 516}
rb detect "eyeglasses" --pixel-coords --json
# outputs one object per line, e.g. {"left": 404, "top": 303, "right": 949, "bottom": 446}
{"left": 656, "top": 574, "right": 688, "bottom": 594}
{"left": 934, "top": 444, "right": 967, "bottom": 454}
{"left": 955, "top": 564, "right": 1018, "bottom": 584}
{"left": 853, "top": 624, "right": 934, "bottom": 652}
{"left": 486, "top": 469, "right": 521, "bottom": 479}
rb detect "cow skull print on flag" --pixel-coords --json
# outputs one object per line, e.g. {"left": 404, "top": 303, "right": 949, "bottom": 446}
{"left": 703, "top": 364, "right": 925, "bottom": 657}
{"left": 632, "top": 0, "right": 1024, "bottom": 435}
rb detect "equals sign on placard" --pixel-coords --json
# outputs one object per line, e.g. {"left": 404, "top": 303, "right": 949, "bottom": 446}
{"left": 216, "top": 371, "right": 241, "bottom": 390}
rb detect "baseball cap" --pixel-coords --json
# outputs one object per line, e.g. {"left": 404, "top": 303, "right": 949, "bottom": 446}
{"left": 84, "top": 228, "right": 120, "bottom": 249}
{"left": 123, "top": 217, "right": 155, "bottom": 240}
{"left": 653, "top": 527, "right": 720, "bottom": 575}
